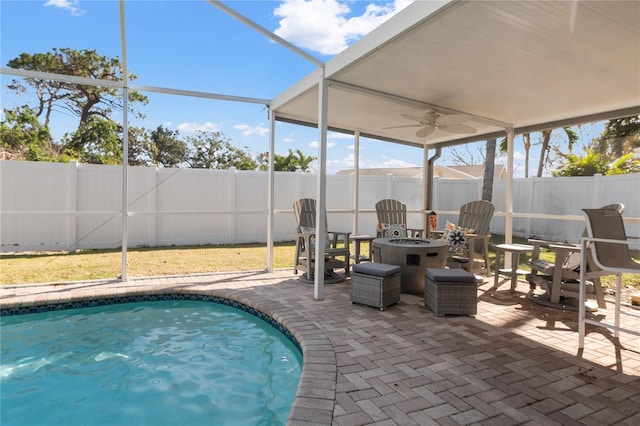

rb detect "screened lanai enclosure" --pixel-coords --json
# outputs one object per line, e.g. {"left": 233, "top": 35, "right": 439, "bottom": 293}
{"left": 1, "top": 1, "right": 639, "bottom": 297}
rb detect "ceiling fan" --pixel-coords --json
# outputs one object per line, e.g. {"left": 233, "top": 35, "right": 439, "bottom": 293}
{"left": 384, "top": 109, "right": 477, "bottom": 138}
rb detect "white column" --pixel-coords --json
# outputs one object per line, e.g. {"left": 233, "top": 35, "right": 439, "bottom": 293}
{"left": 352, "top": 131, "right": 360, "bottom": 234}
{"left": 505, "top": 128, "right": 515, "bottom": 246}
{"left": 119, "top": 0, "right": 129, "bottom": 281}
{"left": 266, "top": 107, "right": 276, "bottom": 272}
{"left": 314, "top": 68, "right": 329, "bottom": 300}
{"left": 422, "top": 147, "right": 429, "bottom": 233}
{"left": 68, "top": 160, "right": 78, "bottom": 252}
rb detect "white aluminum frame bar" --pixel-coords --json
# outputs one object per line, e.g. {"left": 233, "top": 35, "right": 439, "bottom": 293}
{"left": 314, "top": 68, "right": 329, "bottom": 300}
{"left": 119, "top": 0, "right": 129, "bottom": 280}
{"left": 578, "top": 236, "right": 640, "bottom": 348}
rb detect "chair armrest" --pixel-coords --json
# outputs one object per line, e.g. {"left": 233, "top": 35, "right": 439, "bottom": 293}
{"left": 329, "top": 230, "right": 351, "bottom": 237}
{"left": 328, "top": 230, "right": 351, "bottom": 248}
{"left": 465, "top": 233, "right": 488, "bottom": 253}
{"left": 528, "top": 238, "right": 561, "bottom": 259}
{"left": 548, "top": 243, "right": 579, "bottom": 251}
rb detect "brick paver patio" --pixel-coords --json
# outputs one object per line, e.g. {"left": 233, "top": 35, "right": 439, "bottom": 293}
{"left": 1, "top": 270, "right": 639, "bottom": 425}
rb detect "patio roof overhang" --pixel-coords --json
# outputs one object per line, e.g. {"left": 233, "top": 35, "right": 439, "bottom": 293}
{"left": 264, "top": 0, "right": 640, "bottom": 299}
{"left": 270, "top": 0, "right": 640, "bottom": 149}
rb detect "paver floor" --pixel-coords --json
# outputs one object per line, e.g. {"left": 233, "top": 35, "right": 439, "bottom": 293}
{"left": 1, "top": 270, "right": 639, "bottom": 425}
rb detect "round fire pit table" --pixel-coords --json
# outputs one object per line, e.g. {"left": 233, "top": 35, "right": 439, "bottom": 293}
{"left": 372, "top": 237, "right": 448, "bottom": 294}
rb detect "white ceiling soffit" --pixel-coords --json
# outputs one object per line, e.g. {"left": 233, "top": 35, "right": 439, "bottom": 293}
{"left": 271, "top": 0, "right": 640, "bottom": 148}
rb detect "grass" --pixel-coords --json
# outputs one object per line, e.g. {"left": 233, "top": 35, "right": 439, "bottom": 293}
{"left": 0, "top": 243, "right": 298, "bottom": 285}
{"left": 1, "top": 236, "right": 638, "bottom": 289}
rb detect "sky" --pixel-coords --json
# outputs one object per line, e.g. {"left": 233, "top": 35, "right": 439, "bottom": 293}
{"left": 0, "top": 0, "right": 606, "bottom": 176}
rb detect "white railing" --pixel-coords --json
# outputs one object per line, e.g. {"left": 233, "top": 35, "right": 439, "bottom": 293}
{"left": 1, "top": 160, "right": 639, "bottom": 252}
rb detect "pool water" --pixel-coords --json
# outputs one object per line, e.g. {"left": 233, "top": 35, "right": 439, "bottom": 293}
{"left": 1, "top": 300, "right": 302, "bottom": 426}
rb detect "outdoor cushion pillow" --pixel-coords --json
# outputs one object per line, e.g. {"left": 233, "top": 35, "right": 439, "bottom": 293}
{"left": 381, "top": 223, "right": 408, "bottom": 237}
{"left": 441, "top": 221, "right": 474, "bottom": 251}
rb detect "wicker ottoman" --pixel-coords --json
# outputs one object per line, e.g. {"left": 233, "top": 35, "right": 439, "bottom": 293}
{"left": 424, "top": 268, "right": 477, "bottom": 317}
{"left": 351, "top": 263, "right": 401, "bottom": 310}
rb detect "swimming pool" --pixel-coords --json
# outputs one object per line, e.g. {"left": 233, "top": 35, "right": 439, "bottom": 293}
{"left": 1, "top": 298, "right": 302, "bottom": 426}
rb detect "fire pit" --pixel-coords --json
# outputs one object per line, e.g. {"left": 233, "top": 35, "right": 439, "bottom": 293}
{"left": 372, "top": 238, "right": 447, "bottom": 294}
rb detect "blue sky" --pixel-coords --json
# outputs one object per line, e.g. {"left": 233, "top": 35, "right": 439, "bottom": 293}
{"left": 1, "top": 0, "right": 604, "bottom": 176}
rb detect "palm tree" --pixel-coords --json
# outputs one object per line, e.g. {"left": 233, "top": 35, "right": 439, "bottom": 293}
{"left": 292, "top": 149, "right": 316, "bottom": 172}
{"left": 499, "top": 127, "right": 577, "bottom": 178}
{"left": 482, "top": 139, "right": 496, "bottom": 201}
{"left": 536, "top": 127, "right": 578, "bottom": 177}
{"left": 499, "top": 133, "right": 531, "bottom": 177}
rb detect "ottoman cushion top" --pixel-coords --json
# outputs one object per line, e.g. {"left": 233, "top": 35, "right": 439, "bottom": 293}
{"left": 425, "top": 268, "right": 476, "bottom": 283}
{"left": 353, "top": 262, "right": 401, "bottom": 277}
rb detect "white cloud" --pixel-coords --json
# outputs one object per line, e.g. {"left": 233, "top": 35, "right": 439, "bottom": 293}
{"left": 309, "top": 140, "right": 336, "bottom": 148}
{"left": 44, "top": 0, "right": 85, "bottom": 16}
{"left": 328, "top": 131, "right": 355, "bottom": 139}
{"left": 273, "top": 0, "right": 414, "bottom": 55}
{"left": 234, "top": 124, "right": 270, "bottom": 137}
{"left": 176, "top": 122, "right": 220, "bottom": 133}
{"left": 360, "top": 156, "right": 418, "bottom": 169}
{"left": 513, "top": 151, "right": 527, "bottom": 161}
{"left": 341, "top": 153, "right": 355, "bottom": 168}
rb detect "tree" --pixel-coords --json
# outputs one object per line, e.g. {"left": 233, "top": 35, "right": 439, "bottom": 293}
{"left": 257, "top": 149, "right": 317, "bottom": 172}
{"left": 449, "top": 144, "right": 485, "bottom": 166}
{"left": 127, "top": 126, "right": 151, "bottom": 166}
{"left": 1, "top": 106, "right": 56, "bottom": 161}
{"left": 186, "top": 130, "right": 257, "bottom": 170}
{"left": 553, "top": 116, "right": 640, "bottom": 177}
{"left": 6, "top": 48, "right": 149, "bottom": 163}
{"left": 535, "top": 127, "right": 578, "bottom": 177}
{"left": 552, "top": 150, "right": 609, "bottom": 176}
{"left": 290, "top": 149, "right": 316, "bottom": 172}
{"left": 592, "top": 116, "right": 640, "bottom": 158}
{"left": 499, "top": 133, "right": 531, "bottom": 177}
{"left": 608, "top": 153, "right": 640, "bottom": 175}
{"left": 552, "top": 150, "right": 640, "bottom": 176}
{"left": 149, "top": 125, "right": 188, "bottom": 167}
{"left": 60, "top": 117, "right": 122, "bottom": 165}
{"left": 481, "top": 139, "right": 496, "bottom": 201}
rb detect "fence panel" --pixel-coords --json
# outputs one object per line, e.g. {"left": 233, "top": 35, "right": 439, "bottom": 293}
{"left": 1, "top": 160, "right": 638, "bottom": 251}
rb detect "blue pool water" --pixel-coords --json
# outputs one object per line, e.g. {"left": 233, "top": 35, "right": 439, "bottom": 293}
{"left": 1, "top": 300, "right": 302, "bottom": 426}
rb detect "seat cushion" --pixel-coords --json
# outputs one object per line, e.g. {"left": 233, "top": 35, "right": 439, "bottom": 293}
{"left": 353, "top": 262, "right": 400, "bottom": 277}
{"left": 425, "top": 268, "right": 476, "bottom": 283}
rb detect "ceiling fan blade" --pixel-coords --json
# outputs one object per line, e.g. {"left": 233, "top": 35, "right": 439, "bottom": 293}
{"left": 400, "top": 114, "right": 425, "bottom": 123}
{"left": 439, "top": 123, "right": 477, "bottom": 134}
{"left": 416, "top": 126, "right": 436, "bottom": 138}
{"left": 436, "top": 113, "right": 470, "bottom": 125}
{"left": 382, "top": 124, "right": 421, "bottom": 130}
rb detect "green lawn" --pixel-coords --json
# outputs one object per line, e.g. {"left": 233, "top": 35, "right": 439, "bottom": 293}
{"left": 1, "top": 236, "right": 638, "bottom": 289}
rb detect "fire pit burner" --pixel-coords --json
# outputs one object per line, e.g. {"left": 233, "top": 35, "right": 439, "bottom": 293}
{"left": 388, "top": 238, "right": 433, "bottom": 245}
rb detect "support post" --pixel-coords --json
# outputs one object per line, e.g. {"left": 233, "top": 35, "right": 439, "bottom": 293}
{"left": 119, "top": 0, "right": 129, "bottom": 281}
{"left": 314, "top": 67, "right": 329, "bottom": 300}
{"left": 266, "top": 108, "right": 276, "bottom": 272}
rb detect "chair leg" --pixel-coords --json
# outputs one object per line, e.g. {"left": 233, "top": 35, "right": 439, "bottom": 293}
{"left": 591, "top": 277, "right": 607, "bottom": 309}
{"left": 482, "top": 239, "right": 490, "bottom": 276}
{"left": 345, "top": 256, "right": 350, "bottom": 277}
{"left": 306, "top": 248, "right": 314, "bottom": 281}
{"left": 294, "top": 238, "right": 301, "bottom": 275}
{"left": 615, "top": 274, "right": 622, "bottom": 339}
{"left": 549, "top": 255, "right": 565, "bottom": 304}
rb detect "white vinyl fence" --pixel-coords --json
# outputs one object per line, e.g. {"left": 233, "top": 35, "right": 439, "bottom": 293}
{"left": 1, "top": 160, "right": 639, "bottom": 252}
